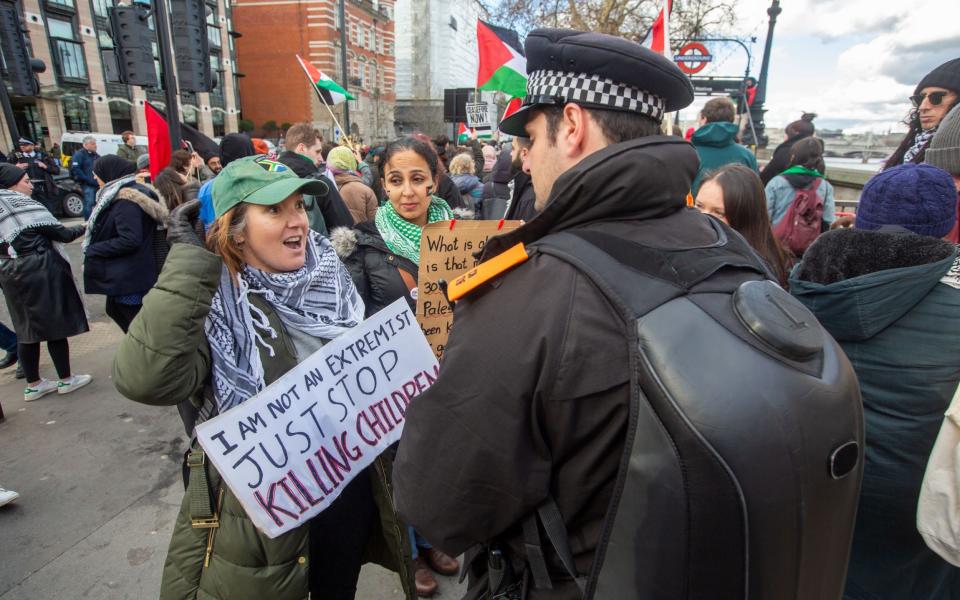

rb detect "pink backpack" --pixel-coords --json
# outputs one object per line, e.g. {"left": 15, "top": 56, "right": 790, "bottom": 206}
{"left": 774, "top": 178, "right": 824, "bottom": 256}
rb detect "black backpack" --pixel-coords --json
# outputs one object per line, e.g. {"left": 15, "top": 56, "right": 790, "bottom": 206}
{"left": 466, "top": 220, "right": 863, "bottom": 599}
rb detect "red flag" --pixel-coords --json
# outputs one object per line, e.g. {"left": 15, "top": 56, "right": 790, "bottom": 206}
{"left": 641, "top": 0, "right": 672, "bottom": 56}
{"left": 145, "top": 102, "right": 170, "bottom": 181}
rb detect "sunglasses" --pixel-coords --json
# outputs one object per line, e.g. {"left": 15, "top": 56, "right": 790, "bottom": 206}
{"left": 910, "top": 91, "right": 951, "bottom": 107}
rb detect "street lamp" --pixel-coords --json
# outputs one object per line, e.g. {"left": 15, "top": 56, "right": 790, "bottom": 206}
{"left": 750, "top": 0, "right": 781, "bottom": 149}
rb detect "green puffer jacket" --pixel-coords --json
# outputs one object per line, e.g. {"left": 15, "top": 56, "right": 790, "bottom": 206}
{"left": 113, "top": 243, "right": 415, "bottom": 600}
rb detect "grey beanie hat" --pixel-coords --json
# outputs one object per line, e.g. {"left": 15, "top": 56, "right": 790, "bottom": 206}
{"left": 926, "top": 105, "right": 960, "bottom": 177}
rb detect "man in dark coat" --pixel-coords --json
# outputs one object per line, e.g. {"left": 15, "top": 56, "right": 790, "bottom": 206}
{"left": 8, "top": 137, "right": 61, "bottom": 215}
{"left": 504, "top": 136, "right": 537, "bottom": 222}
{"left": 69, "top": 136, "right": 100, "bottom": 219}
{"left": 276, "top": 122, "right": 355, "bottom": 234}
{"left": 395, "top": 27, "right": 863, "bottom": 600}
{"left": 393, "top": 29, "right": 696, "bottom": 598}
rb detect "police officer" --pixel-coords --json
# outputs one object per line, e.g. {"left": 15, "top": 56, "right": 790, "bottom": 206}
{"left": 394, "top": 28, "right": 863, "bottom": 600}
{"left": 8, "top": 137, "right": 61, "bottom": 214}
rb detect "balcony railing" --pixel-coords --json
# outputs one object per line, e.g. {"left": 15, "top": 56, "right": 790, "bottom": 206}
{"left": 51, "top": 38, "right": 88, "bottom": 83}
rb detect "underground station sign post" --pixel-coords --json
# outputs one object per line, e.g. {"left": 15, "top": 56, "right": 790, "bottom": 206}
{"left": 675, "top": 42, "right": 713, "bottom": 75}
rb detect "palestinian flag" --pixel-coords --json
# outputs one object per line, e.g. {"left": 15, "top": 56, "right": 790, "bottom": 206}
{"left": 457, "top": 123, "right": 472, "bottom": 144}
{"left": 477, "top": 21, "right": 527, "bottom": 98}
{"left": 296, "top": 55, "right": 354, "bottom": 105}
{"left": 458, "top": 123, "right": 493, "bottom": 143}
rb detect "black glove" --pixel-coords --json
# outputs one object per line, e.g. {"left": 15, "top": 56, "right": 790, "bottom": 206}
{"left": 167, "top": 199, "right": 204, "bottom": 247}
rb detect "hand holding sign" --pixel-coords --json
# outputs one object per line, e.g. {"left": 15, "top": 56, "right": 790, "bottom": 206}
{"left": 196, "top": 299, "right": 438, "bottom": 538}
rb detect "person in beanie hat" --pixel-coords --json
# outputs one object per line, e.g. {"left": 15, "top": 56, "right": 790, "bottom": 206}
{"left": 791, "top": 162, "right": 960, "bottom": 600}
{"left": 327, "top": 145, "right": 378, "bottom": 224}
{"left": 885, "top": 58, "right": 960, "bottom": 169}
{"left": 0, "top": 162, "right": 91, "bottom": 402}
{"left": 927, "top": 105, "right": 960, "bottom": 178}
{"left": 926, "top": 105, "right": 960, "bottom": 241}
{"left": 112, "top": 156, "right": 416, "bottom": 600}
{"left": 396, "top": 27, "right": 863, "bottom": 600}
{"left": 82, "top": 155, "right": 167, "bottom": 333}
{"left": 855, "top": 163, "right": 958, "bottom": 236}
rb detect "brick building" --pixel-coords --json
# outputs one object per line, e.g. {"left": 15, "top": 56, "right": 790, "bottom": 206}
{"left": 0, "top": 0, "right": 242, "bottom": 153}
{"left": 233, "top": 0, "right": 395, "bottom": 143}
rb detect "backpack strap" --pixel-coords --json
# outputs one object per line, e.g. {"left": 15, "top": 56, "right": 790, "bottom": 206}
{"left": 533, "top": 220, "right": 772, "bottom": 320}
{"left": 522, "top": 497, "right": 587, "bottom": 594}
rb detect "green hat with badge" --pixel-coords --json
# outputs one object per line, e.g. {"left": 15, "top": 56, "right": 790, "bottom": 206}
{"left": 212, "top": 155, "right": 328, "bottom": 219}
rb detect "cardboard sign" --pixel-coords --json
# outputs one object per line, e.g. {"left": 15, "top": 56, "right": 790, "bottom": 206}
{"left": 416, "top": 220, "right": 521, "bottom": 359}
{"left": 195, "top": 299, "right": 439, "bottom": 539}
{"left": 466, "top": 102, "right": 493, "bottom": 128}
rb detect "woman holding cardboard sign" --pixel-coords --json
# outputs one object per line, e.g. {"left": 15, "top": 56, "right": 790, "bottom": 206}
{"left": 112, "top": 156, "right": 415, "bottom": 600}
{"left": 331, "top": 136, "right": 462, "bottom": 597}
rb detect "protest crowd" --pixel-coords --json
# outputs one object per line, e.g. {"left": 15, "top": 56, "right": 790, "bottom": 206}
{"left": 3, "top": 10, "right": 960, "bottom": 600}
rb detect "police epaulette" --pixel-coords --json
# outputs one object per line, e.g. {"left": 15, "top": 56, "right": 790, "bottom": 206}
{"left": 447, "top": 243, "right": 529, "bottom": 301}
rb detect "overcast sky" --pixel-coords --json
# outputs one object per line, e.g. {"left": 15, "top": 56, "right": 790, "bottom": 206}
{"left": 703, "top": 0, "right": 960, "bottom": 133}
{"left": 488, "top": 0, "right": 960, "bottom": 133}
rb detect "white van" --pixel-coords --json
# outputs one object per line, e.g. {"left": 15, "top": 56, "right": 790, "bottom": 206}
{"left": 60, "top": 131, "right": 148, "bottom": 163}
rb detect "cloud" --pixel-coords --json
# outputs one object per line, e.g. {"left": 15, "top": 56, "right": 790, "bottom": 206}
{"left": 726, "top": 0, "right": 960, "bottom": 129}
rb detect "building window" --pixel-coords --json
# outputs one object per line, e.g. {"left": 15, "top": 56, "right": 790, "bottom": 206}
{"left": 48, "top": 18, "right": 89, "bottom": 83}
{"left": 48, "top": 16, "right": 75, "bottom": 39}
{"left": 92, "top": 0, "right": 112, "bottom": 18}
{"left": 46, "top": 0, "right": 75, "bottom": 11}
{"left": 212, "top": 110, "right": 224, "bottom": 137}
{"left": 109, "top": 100, "right": 132, "bottom": 133}
{"left": 62, "top": 97, "right": 91, "bottom": 131}
{"left": 182, "top": 105, "right": 198, "bottom": 126}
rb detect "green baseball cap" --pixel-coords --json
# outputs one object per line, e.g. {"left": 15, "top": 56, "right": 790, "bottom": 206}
{"left": 212, "top": 155, "right": 328, "bottom": 219}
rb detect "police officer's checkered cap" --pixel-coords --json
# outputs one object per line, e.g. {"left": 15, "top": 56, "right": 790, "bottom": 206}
{"left": 527, "top": 70, "right": 666, "bottom": 122}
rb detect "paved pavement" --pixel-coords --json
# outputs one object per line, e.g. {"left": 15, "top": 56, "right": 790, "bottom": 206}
{"left": 0, "top": 226, "right": 466, "bottom": 599}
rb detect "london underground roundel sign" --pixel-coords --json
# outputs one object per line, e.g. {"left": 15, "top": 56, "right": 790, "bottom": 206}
{"left": 675, "top": 42, "right": 713, "bottom": 75}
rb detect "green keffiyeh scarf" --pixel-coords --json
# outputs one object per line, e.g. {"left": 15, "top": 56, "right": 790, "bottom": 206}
{"left": 781, "top": 165, "right": 824, "bottom": 178}
{"left": 375, "top": 196, "right": 454, "bottom": 265}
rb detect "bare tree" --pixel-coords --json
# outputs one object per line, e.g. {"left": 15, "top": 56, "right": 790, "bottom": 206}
{"left": 475, "top": 0, "right": 737, "bottom": 45}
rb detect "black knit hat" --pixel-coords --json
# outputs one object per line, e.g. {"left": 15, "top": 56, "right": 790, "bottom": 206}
{"left": 915, "top": 58, "right": 960, "bottom": 95}
{"left": 0, "top": 163, "right": 27, "bottom": 188}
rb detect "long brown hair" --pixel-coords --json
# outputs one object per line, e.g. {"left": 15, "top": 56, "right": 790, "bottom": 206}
{"left": 884, "top": 98, "right": 960, "bottom": 170}
{"left": 703, "top": 164, "right": 790, "bottom": 286}
{"left": 205, "top": 203, "right": 249, "bottom": 280}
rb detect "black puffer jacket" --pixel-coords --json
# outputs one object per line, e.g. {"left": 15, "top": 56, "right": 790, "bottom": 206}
{"left": 84, "top": 181, "right": 169, "bottom": 297}
{"left": 330, "top": 221, "right": 417, "bottom": 318}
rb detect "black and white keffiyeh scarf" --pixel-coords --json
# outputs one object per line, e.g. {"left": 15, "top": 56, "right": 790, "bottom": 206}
{"left": 904, "top": 127, "right": 937, "bottom": 163}
{"left": 0, "top": 189, "right": 61, "bottom": 253}
{"left": 205, "top": 230, "right": 365, "bottom": 412}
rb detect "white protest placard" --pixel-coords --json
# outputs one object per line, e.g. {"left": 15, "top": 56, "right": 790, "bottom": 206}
{"left": 466, "top": 102, "right": 493, "bottom": 128}
{"left": 195, "top": 298, "right": 439, "bottom": 538}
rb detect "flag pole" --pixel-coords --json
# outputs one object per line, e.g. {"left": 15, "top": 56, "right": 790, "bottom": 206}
{"left": 295, "top": 56, "right": 356, "bottom": 151}
{"left": 662, "top": 0, "right": 675, "bottom": 136}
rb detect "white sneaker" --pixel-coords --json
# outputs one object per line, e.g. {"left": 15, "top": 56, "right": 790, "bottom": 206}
{"left": 24, "top": 379, "right": 57, "bottom": 402}
{"left": 58, "top": 374, "right": 92, "bottom": 395}
{"left": 0, "top": 487, "right": 19, "bottom": 507}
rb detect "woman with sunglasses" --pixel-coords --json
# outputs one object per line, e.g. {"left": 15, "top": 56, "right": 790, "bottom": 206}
{"left": 884, "top": 58, "right": 960, "bottom": 170}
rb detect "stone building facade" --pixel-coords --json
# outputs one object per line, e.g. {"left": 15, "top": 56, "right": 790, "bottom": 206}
{"left": 1, "top": 0, "right": 241, "bottom": 152}
{"left": 232, "top": 0, "right": 396, "bottom": 143}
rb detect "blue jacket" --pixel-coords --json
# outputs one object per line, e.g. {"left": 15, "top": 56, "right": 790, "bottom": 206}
{"left": 791, "top": 228, "right": 960, "bottom": 600}
{"left": 691, "top": 121, "right": 758, "bottom": 195}
{"left": 70, "top": 149, "right": 100, "bottom": 188}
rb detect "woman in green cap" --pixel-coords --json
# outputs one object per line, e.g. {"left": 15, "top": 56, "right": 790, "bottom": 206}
{"left": 112, "top": 155, "right": 415, "bottom": 600}
{"left": 331, "top": 136, "right": 461, "bottom": 597}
